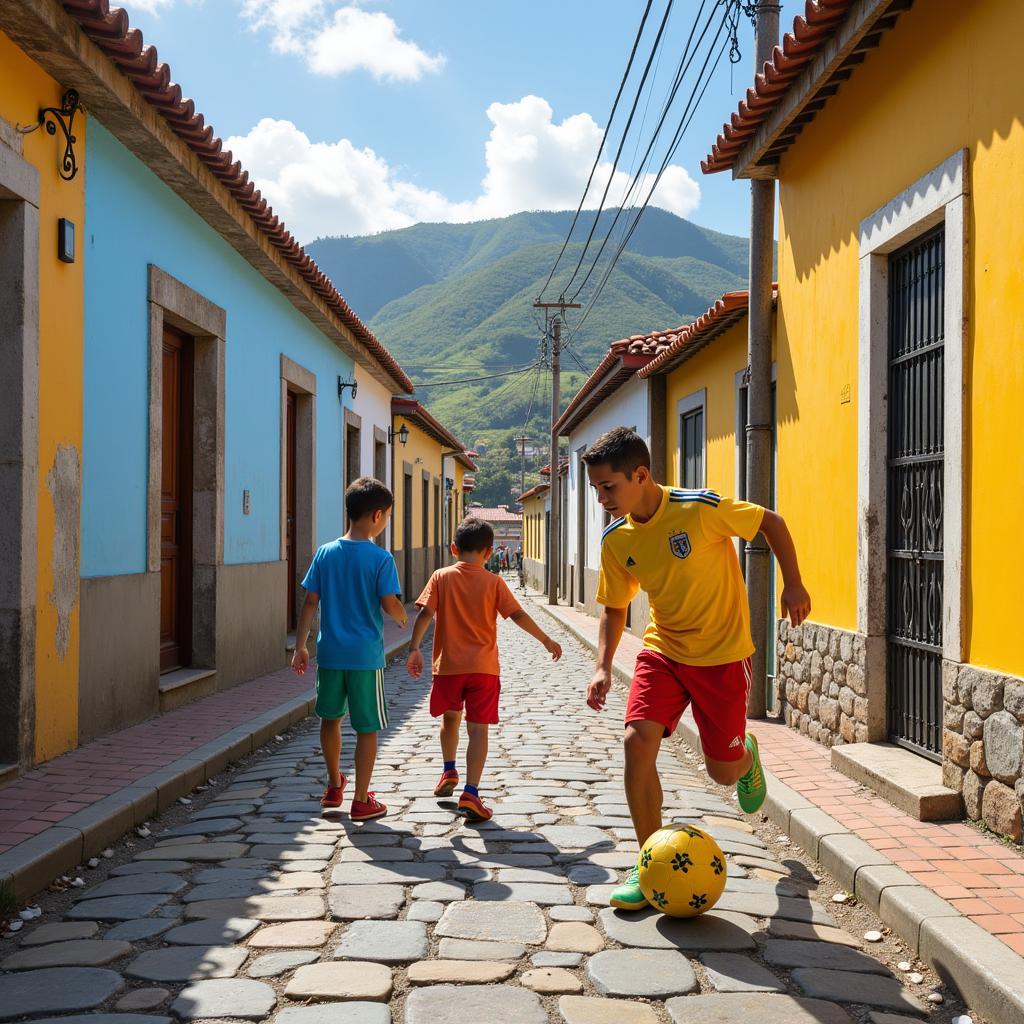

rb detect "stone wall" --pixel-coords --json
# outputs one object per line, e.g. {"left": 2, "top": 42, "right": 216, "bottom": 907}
{"left": 942, "top": 663, "right": 1024, "bottom": 842}
{"left": 777, "top": 619, "right": 870, "bottom": 747}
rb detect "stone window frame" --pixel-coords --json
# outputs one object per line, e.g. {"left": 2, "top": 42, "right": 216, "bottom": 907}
{"left": 280, "top": 356, "right": 317, "bottom": 628}
{"left": 147, "top": 265, "right": 226, "bottom": 670}
{"left": 857, "top": 150, "right": 968, "bottom": 684}
{"left": 0, "top": 139, "right": 40, "bottom": 767}
{"left": 677, "top": 387, "right": 707, "bottom": 489}
{"left": 372, "top": 425, "right": 388, "bottom": 547}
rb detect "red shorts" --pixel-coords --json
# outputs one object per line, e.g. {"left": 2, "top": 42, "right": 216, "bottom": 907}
{"left": 430, "top": 673, "right": 501, "bottom": 724}
{"left": 626, "top": 649, "right": 751, "bottom": 762}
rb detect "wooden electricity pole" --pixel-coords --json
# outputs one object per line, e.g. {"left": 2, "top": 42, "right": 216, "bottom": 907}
{"left": 534, "top": 300, "right": 580, "bottom": 605}
{"left": 514, "top": 435, "right": 530, "bottom": 500}
{"left": 745, "top": 0, "right": 780, "bottom": 717}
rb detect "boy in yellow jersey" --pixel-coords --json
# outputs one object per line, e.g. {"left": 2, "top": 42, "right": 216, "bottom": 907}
{"left": 582, "top": 427, "right": 810, "bottom": 911}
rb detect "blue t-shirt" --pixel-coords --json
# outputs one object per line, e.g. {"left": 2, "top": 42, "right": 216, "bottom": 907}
{"left": 301, "top": 539, "right": 402, "bottom": 670}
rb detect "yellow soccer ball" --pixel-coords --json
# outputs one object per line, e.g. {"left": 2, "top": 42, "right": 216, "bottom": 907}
{"left": 637, "top": 823, "right": 727, "bottom": 917}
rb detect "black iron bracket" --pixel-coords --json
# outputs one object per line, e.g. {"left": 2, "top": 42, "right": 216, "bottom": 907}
{"left": 19, "top": 89, "right": 81, "bottom": 181}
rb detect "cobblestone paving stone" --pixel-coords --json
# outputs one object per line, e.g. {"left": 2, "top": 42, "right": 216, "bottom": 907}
{"left": 0, "top": 610, "right": 968, "bottom": 1022}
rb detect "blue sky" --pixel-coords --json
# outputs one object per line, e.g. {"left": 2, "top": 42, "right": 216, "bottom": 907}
{"left": 120, "top": 1, "right": 803, "bottom": 243}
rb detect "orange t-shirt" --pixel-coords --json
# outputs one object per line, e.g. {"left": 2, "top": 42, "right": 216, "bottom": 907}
{"left": 416, "top": 562, "right": 522, "bottom": 677}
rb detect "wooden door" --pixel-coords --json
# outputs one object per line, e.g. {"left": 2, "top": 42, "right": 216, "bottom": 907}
{"left": 286, "top": 391, "right": 297, "bottom": 631}
{"left": 403, "top": 472, "right": 413, "bottom": 598}
{"left": 160, "top": 325, "right": 193, "bottom": 672}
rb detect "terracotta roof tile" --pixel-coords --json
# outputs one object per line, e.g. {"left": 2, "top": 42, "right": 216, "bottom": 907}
{"left": 392, "top": 398, "right": 465, "bottom": 453}
{"left": 517, "top": 483, "right": 549, "bottom": 502}
{"left": 61, "top": 0, "right": 413, "bottom": 394}
{"left": 637, "top": 286, "right": 778, "bottom": 378}
{"left": 553, "top": 323, "right": 687, "bottom": 435}
{"left": 702, "top": 0, "right": 857, "bottom": 174}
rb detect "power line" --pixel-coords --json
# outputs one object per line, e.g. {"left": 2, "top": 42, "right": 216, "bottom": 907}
{"left": 559, "top": 0, "right": 677, "bottom": 299}
{"left": 535, "top": 0, "right": 657, "bottom": 304}
{"left": 568, "top": 0, "right": 722, "bottom": 303}
{"left": 565, "top": 11, "right": 733, "bottom": 341}
{"left": 411, "top": 362, "right": 540, "bottom": 388}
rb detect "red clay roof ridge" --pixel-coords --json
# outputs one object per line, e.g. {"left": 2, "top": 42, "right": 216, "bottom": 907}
{"left": 61, "top": 0, "right": 413, "bottom": 394}
{"left": 702, "top": 0, "right": 859, "bottom": 175}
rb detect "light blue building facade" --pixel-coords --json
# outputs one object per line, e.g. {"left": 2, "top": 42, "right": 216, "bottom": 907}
{"left": 79, "top": 121, "right": 401, "bottom": 742}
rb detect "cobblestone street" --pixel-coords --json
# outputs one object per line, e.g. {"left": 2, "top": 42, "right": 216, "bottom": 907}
{"left": 0, "top": 605, "right": 974, "bottom": 1024}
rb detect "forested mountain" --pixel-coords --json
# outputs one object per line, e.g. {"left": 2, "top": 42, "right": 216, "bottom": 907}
{"left": 307, "top": 208, "right": 748, "bottom": 505}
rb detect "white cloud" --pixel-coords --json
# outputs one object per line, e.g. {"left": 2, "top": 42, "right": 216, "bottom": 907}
{"left": 226, "top": 96, "right": 701, "bottom": 243}
{"left": 121, "top": 0, "right": 179, "bottom": 13}
{"left": 122, "top": 0, "right": 208, "bottom": 15}
{"left": 240, "top": 1, "right": 444, "bottom": 81}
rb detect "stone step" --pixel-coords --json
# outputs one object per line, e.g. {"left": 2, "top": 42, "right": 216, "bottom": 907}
{"left": 831, "top": 742, "right": 962, "bottom": 821}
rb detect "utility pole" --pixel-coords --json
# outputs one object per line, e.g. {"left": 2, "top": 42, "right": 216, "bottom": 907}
{"left": 514, "top": 435, "right": 530, "bottom": 500}
{"left": 534, "top": 300, "right": 580, "bottom": 605}
{"left": 745, "top": 0, "right": 780, "bottom": 718}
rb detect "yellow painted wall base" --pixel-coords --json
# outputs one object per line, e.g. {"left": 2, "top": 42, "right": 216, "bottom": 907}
{"left": 0, "top": 32, "right": 85, "bottom": 762}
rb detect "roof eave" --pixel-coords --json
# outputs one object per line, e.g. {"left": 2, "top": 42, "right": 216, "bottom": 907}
{"left": 705, "top": 0, "right": 909, "bottom": 179}
{"left": 555, "top": 352, "right": 650, "bottom": 436}
{"left": 1, "top": 0, "right": 413, "bottom": 395}
{"left": 392, "top": 399, "right": 464, "bottom": 452}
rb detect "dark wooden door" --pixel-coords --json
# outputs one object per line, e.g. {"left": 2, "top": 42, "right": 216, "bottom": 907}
{"left": 286, "top": 391, "right": 297, "bottom": 631}
{"left": 403, "top": 472, "right": 413, "bottom": 598}
{"left": 160, "top": 325, "right": 193, "bottom": 673}
{"left": 887, "top": 226, "right": 945, "bottom": 759}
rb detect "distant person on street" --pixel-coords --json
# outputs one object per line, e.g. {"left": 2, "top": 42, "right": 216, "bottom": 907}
{"left": 406, "top": 516, "right": 562, "bottom": 821}
{"left": 582, "top": 427, "right": 811, "bottom": 911}
{"left": 292, "top": 477, "right": 408, "bottom": 819}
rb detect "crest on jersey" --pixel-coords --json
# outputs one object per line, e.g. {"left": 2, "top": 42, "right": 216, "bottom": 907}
{"left": 669, "top": 532, "right": 691, "bottom": 559}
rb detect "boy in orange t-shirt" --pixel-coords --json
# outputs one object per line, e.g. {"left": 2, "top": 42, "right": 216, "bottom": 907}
{"left": 406, "top": 516, "right": 562, "bottom": 820}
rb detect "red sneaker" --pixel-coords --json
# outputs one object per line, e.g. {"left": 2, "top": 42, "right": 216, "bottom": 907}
{"left": 350, "top": 792, "right": 388, "bottom": 822}
{"left": 321, "top": 775, "right": 346, "bottom": 808}
{"left": 434, "top": 769, "right": 459, "bottom": 797}
{"left": 458, "top": 791, "right": 492, "bottom": 822}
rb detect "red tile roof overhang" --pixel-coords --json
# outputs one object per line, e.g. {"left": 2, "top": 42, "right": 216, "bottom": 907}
{"left": 554, "top": 321, "right": 691, "bottom": 436}
{"left": 454, "top": 452, "right": 478, "bottom": 472}
{"left": 518, "top": 483, "right": 550, "bottom": 503}
{"left": 638, "top": 290, "right": 749, "bottom": 378}
{"left": 30, "top": 0, "right": 414, "bottom": 393}
{"left": 392, "top": 399, "right": 465, "bottom": 453}
{"left": 702, "top": 0, "right": 914, "bottom": 178}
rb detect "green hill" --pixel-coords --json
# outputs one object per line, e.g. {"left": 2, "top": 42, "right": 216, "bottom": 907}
{"left": 306, "top": 209, "right": 748, "bottom": 505}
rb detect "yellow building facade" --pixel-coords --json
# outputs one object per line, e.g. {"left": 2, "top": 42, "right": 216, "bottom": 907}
{"left": 706, "top": 0, "right": 1024, "bottom": 834}
{"left": 519, "top": 485, "right": 549, "bottom": 593}
{"left": 0, "top": 31, "right": 86, "bottom": 768}
{"left": 391, "top": 399, "right": 469, "bottom": 599}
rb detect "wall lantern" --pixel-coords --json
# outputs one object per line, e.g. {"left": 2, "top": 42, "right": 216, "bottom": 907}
{"left": 388, "top": 424, "right": 410, "bottom": 447}
{"left": 19, "top": 89, "right": 81, "bottom": 181}
{"left": 337, "top": 377, "right": 357, "bottom": 401}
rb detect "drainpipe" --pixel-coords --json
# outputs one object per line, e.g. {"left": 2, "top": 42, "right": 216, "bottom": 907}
{"left": 745, "top": 0, "right": 780, "bottom": 719}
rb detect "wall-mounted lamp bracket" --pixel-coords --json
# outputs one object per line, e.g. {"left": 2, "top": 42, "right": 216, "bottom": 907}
{"left": 19, "top": 89, "right": 81, "bottom": 181}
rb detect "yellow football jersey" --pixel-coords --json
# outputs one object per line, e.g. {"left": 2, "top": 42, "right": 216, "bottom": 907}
{"left": 596, "top": 486, "right": 765, "bottom": 666}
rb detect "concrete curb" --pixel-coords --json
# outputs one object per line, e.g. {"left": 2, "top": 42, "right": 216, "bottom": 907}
{"left": 532, "top": 598, "right": 1024, "bottom": 1024}
{"left": 0, "top": 632, "right": 413, "bottom": 904}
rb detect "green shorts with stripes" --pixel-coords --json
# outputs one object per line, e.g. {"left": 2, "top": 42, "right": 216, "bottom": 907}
{"left": 315, "top": 667, "right": 389, "bottom": 733}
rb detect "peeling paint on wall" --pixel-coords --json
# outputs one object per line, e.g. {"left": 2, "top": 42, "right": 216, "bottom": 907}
{"left": 47, "top": 443, "right": 81, "bottom": 661}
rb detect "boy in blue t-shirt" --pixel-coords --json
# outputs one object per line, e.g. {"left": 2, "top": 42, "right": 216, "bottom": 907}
{"left": 292, "top": 477, "right": 407, "bottom": 819}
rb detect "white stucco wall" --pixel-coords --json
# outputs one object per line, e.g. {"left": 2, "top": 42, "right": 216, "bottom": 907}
{"left": 564, "top": 374, "right": 653, "bottom": 576}
{"left": 352, "top": 366, "right": 398, "bottom": 546}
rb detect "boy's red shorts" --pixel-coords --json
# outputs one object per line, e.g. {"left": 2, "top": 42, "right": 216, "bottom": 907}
{"left": 626, "top": 650, "right": 751, "bottom": 762}
{"left": 430, "top": 673, "right": 500, "bottom": 724}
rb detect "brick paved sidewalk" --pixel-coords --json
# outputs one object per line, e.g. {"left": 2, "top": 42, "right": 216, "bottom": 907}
{"left": 0, "top": 608, "right": 415, "bottom": 858}
{"left": 536, "top": 598, "right": 1024, "bottom": 958}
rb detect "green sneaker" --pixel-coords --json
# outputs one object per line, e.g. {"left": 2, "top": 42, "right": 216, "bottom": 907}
{"left": 609, "top": 864, "right": 648, "bottom": 911}
{"left": 736, "top": 732, "right": 767, "bottom": 813}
